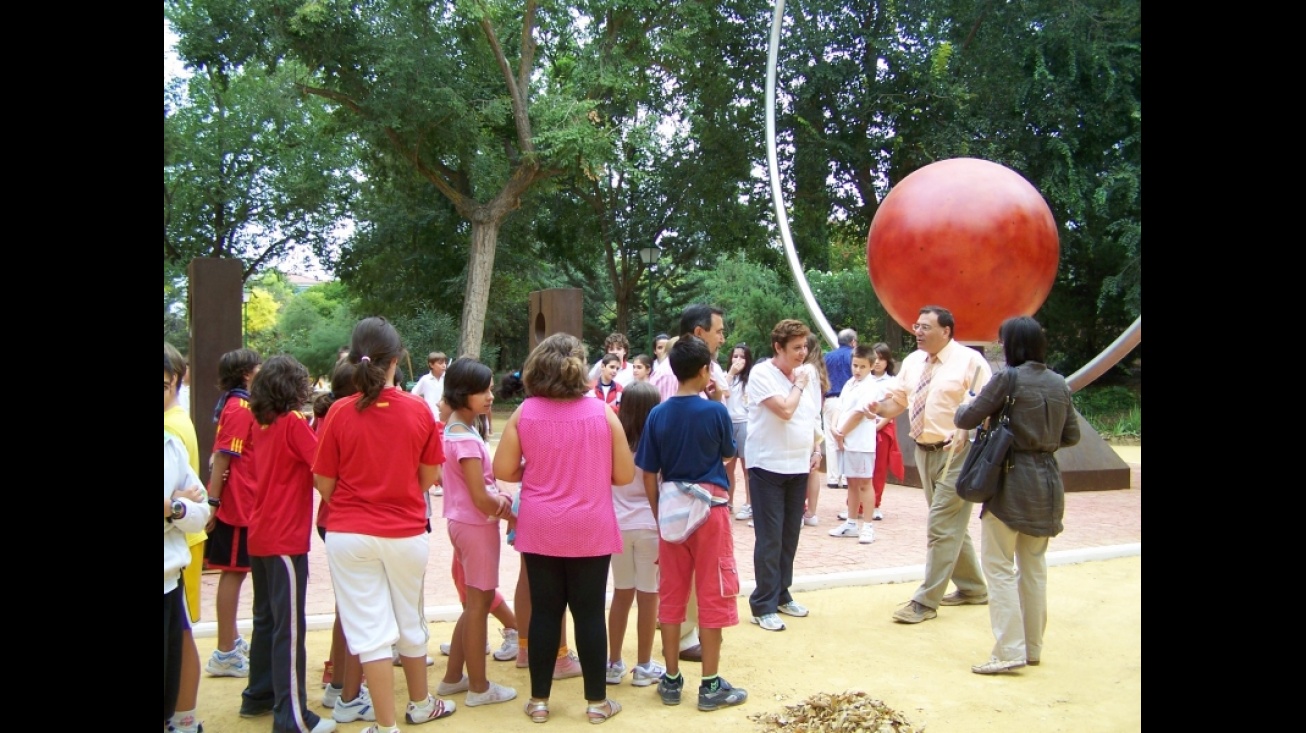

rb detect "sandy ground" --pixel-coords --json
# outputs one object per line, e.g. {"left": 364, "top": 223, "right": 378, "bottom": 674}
{"left": 194, "top": 555, "right": 1140, "bottom": 733}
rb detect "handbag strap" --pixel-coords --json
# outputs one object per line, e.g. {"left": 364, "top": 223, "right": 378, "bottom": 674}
{"left": 995, "top": 368, "right": 1018, "bottom": 425}
{"left": 942, "top": 367, "right": 1017, "bottom": 480}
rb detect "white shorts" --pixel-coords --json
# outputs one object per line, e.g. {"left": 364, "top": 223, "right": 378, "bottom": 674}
{"left": 838, "top": 450, "right": 876, "bottom": 479}
{"left": 326, "top": 532, "right": 430, "bottom": 663}
{"left": 610, "top": 528, "right": 659, "bottom": 593}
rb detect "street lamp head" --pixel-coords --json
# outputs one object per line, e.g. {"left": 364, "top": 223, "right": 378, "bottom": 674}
{"left": 638, "top": 245, "right": 661, "bottom": 265}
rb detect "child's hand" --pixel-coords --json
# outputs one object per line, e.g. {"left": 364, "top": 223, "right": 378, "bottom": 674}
{"left": 489, "top": 493, "right": 512, "bottom": 520}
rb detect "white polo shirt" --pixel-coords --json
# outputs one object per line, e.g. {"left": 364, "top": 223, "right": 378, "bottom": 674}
{"left": 411, "top": 373, "right": 444, "bottom": 417}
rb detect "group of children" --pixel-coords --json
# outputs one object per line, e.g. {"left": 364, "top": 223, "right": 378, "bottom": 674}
{"left": 587, "top": 332, "right": 657, "bottom": 412}
{"left": 164, "top": 321, "right": 894, "bottom": 730}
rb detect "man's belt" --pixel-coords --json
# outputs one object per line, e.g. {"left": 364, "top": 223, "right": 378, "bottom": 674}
{"left": 916, "top": 440, "right": 952, "bottom": 453}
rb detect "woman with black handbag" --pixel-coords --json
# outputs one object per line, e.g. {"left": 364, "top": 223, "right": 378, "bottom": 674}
{"left": 954, "top": 316, "right": 1080, "bottom": 675}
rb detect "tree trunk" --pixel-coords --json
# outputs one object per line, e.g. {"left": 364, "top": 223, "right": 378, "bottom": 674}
{"left": 458, "top": 218, "right": 500, "bottom": 359}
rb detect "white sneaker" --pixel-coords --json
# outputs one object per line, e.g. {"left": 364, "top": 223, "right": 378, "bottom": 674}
{"left": 406, "top": 694, "right": 456, "bottom": 723}
{"left": 859, "top": 525, "right": 876, "bottom": 544}
{"left": 332, "top": 688, "right": 376, "bottom": 723}
{"left": 777, "top": 601, "right": 809, "bottom": 617}
{"left": 436, "top": 674, "right": 470, "bottom": 696}
{"left": 392, "top": 646, "right": 435, "bottom": 666}
{"left": 631, "top": 661, "right": 665, "bottom": 687}
{"left": 233, "top": 635, "right": 251, "bottom": 658}
{"left": 872, "top": 508, "right": 884, "bottom": 521}
{"left": 322, "top": 685, "right": 342, "bottom": 708}
{"left": 493, "top": 628, "right": 520, "bottom": 661}
{"left": 439, "top": 640, "right": 491, "bottom": 656}
{"left": 206, "top": 648, "right": 249, "bottom": 677}
{"left": 837, "top": 509, "right": 848, "bottom": 520}
{"left": 605, "top": 659, "right": 627, "bottom": 685}
{"left": 735, "top": 504, "right": 752, "bottom": 521}
{"left": 802, "top": 515, "right": 819, "bottom": 527}
{"left": 828, "top": 521, "right": 859, "bottom": 538}
{"left": 751, "top": 613, "right": 786, "bottom": 631}
{"left": 465, "top": 681, "right": 517, "bottom": 707}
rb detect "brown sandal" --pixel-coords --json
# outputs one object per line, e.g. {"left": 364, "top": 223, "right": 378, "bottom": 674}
{"left": 524, "top": 698, "right": 550, "bottom": 723}
{"left": 586, "top": 698, "right": 622, "bottom": 724}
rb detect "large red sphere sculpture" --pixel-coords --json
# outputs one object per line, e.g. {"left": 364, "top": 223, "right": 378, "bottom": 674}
{"left": 867, "top": 158, "right": 1059, "bottom": 343}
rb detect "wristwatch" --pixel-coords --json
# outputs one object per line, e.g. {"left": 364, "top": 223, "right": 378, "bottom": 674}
{"left": 170, "top": 500, "right": 186, "bottom": 522}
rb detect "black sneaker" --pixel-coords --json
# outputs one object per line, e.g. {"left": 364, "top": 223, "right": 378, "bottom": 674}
{"left": 698, "top": 677, "right": 748, "bottom": 711}
{"left": 658, "top": 674, "right": 683, "bottom": 706}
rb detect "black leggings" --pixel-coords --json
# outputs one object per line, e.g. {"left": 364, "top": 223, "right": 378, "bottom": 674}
{"left": 522, "top": 553, "right": 612, "bottom": 701}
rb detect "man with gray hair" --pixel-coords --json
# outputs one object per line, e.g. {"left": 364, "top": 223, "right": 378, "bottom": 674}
{"left": 822, "top": 329, "right": 858, "bottom": 490}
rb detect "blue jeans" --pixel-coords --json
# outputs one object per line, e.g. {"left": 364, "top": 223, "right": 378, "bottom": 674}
{"left": 748, "top": 467, "right": 808, "bottom": 617}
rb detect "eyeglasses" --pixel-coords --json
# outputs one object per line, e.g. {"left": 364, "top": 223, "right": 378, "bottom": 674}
{"left": 911, "top": 323, "right": 934, "bottom": 333}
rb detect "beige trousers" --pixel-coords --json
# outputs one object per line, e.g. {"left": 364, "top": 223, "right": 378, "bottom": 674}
{"left": 910, "top": 444, "right": 986, "bottom": 609}
{"left": 980, "top": 512, "right": 1048, "bottom": 663}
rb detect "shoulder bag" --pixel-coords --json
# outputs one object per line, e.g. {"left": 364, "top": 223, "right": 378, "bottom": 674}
{"left": 955, "top": 371, "right": 1017, "bottom": 504}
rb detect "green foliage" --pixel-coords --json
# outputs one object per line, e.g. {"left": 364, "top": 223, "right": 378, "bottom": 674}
{"left": 390, "top": 309, "right": 461, "bottom": 366}
{"left": 163, "top": 59, "right": 356, "bottom": 280}
{"left": 685, "top": 252, "right": 802, "bottom": 362}
{"left": 1073, "top": 385, "right": 1141, "bottom": 440}
{"left": 805, "top": 268, "right": 887, "bottom": 349}
{"left": 275, "top": 281, "right": 358, "bottom": 378}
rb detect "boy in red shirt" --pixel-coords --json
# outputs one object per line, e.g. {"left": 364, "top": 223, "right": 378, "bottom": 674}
{"left": 205, "top": 348, "right": 261, "bottom": 677}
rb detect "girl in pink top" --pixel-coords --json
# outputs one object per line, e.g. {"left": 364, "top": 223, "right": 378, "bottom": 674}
{"left": 436, "top": 358, "right": 516, "bottom": 708}
{"left": 493, "top": 334, "right": 635, "bottom": 725}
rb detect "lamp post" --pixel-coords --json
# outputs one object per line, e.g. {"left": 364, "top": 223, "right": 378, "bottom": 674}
{"left": 638, "top": 244, "right": 662, "bottom": 352}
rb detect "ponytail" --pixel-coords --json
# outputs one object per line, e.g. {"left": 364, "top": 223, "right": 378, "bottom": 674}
{"left": 348, "top": 317, "right": 404, "bottom": 410}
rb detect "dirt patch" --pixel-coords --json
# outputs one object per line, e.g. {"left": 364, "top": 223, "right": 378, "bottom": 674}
{"left": 195, "top": 556, "right": 1141, "bottom": 733}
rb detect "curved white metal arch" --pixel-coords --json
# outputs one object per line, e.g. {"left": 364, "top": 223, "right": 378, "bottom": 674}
{"left": 762, "top": 0, "right": 1138, "bottom": 382}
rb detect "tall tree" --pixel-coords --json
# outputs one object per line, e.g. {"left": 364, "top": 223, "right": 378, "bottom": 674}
{"left": 163, "top": 61, "right": 355, "bottom": 280}
{"left": 168, "top": 0, "right": 610, "bottom": 358}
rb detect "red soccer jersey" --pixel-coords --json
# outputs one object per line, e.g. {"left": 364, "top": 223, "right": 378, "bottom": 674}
{"left": 213, "top": 393, "right": 259, "bottom": 527}
{"left": 248, "top": 411, "right": 318, "bottom": 556}
{"left": 314, "top": 387, "right": 443, "bottom": 538}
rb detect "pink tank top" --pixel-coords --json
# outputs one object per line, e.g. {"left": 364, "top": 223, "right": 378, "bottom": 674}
{"left": 513, "top": 397, "right": 622, "bottom": 557}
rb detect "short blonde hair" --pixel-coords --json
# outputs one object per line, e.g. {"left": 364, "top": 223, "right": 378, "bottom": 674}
{"left": 523, "top": 333, "right": 590, "bottom": 398}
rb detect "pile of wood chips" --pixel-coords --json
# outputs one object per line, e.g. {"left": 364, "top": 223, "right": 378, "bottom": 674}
{"left": 749, "top": 691, "right": 922, "bottom": 733}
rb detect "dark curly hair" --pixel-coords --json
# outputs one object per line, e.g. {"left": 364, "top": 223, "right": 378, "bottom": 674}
{"left": 250, "top": 355, "right": 311, "bottom": 426}
{"left": 217, "top": 348, "right": 262, "bottom": 392}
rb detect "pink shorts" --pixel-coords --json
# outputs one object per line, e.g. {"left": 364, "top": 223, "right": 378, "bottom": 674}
{"left": 658, "top": 487, "right": 739, "bottom": 629}
{"left": 447, "top": 520, "right": 502, "bottom": 592}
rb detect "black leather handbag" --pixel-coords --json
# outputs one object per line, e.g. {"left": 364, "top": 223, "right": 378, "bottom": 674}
{"left": 956, "top": 372, "right": 1017, "bottom": 503}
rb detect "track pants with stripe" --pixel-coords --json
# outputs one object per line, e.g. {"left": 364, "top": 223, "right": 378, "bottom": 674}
{"left": 244, "top": 554, "right": 324, "bottom": 733}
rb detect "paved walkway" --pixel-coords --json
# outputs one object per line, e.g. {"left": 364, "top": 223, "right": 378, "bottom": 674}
{"left": 196, "top": 446, "right": 1140, "bottom": 634}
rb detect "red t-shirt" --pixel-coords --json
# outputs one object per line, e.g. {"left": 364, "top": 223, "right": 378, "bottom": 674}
{"left": 314, "top": 387, "right": 443, "bottom": 538}
{"left": 248, "top": 411, "right": 318, "bottom": 556}
{"left": 213, "top": 393, "right": 259, "bottom": 527}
